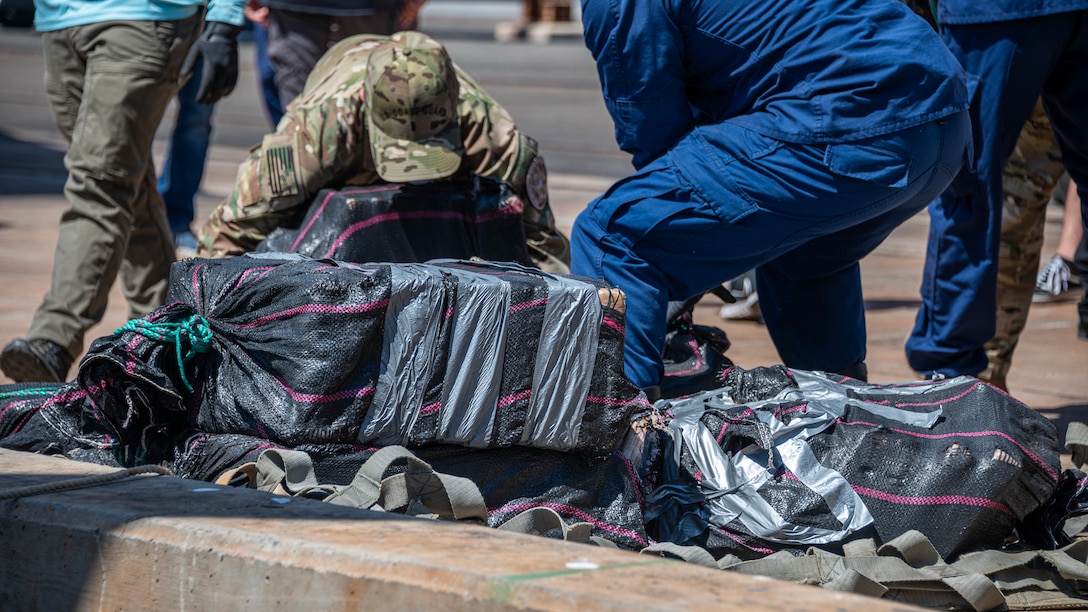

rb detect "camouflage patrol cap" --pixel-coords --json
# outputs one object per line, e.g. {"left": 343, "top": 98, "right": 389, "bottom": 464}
{"left": 365, "top": 31, "right": 464, "bottom": 182}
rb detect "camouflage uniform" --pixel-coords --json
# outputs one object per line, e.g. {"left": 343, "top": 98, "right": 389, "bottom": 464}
{"left": 198, "top": 32, "right": 570, "bottom": 272}
{"left": 978, "top": 99, "right": 1066, "bottom": 390}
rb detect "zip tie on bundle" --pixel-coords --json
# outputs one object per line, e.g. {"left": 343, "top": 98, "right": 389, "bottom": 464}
{"left": 115, "top": 314, "right": 213, "bottom": 393}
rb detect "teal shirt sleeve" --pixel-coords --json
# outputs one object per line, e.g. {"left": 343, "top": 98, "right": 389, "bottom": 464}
{"left": 204, "top": 0, "right": 246, "bottom": 26}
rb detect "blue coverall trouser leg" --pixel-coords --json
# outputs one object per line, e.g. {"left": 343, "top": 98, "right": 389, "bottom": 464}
{"left": 572, "top": 113, "right": 971, "bottom": 389}
{"left": 905, "top": 11, "right": 1088, "bottom": 377}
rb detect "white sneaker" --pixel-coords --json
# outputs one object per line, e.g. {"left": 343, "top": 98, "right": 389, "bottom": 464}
{"left": 718, "top": 270, "right": 762, "bottom": 321}
{"left": 174, "top": 230, "right": 199, "bottom": 260}
{"left": 1033, "top": 255, "right": 1082, "bottom": 303}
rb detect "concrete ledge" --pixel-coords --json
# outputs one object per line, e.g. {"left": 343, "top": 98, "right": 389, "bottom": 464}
{"left": 0, "top": 449, "right": 913, "bottom": 610}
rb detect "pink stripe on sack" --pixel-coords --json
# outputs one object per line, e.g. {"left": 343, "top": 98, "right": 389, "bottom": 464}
{"left": 716, "top": 407, "right": 756, "bottom": 443}
{"left": 190, "top": 263, "right": 205, "bottom": 302}
{"left": 230, "top": 266, "right": 276, "bottom": 292}
{"left": 666, "top": 337, "right": 704, "bottom": 377}
{"left": 836, "top": 419, "right": 1059, "bottom": 482}
{"left": 509, "top": 297, "right": 547, "bottom": 314}
{"left": 890, "top": 381, "right": 985, "bottom": 408}
{"left": 270, "top": 373, "right": 377, "bottom": 404}
{"left": 323, "top": 209, "right": 515, "bottom": 258}
{"left": 489, "top": 501, "right": 648, "bottom": 546}
{"left": 418, "top": 402, "right": 441, "bottom": 416}
{"left": 498, "top": 389, "right": 532, "bottom": 407}
{"left": 39, "top": 378, "right": 115, "bottom": 445}
{"left": 236, "top": 298, "right": 389, "bottom": 329}
{"left": 586, "top": 395, "right": 655, "bottom": 410}
{"left": 290, "top": 190, "right": 341, "bottom": 252}
{"left": 851, "top": 484, "right": 1015, "bottom": 517}
{"left": 601, "top": 316, "right": 625, "bottom": 335}
{"left": 3, "top": 399, "right": 44, "bottom": 434}
{"left": 717, "top": 528, "right": 776, "bottom": 555}
{"left": 612, "top": 451, "right": 645, "bottom": 510}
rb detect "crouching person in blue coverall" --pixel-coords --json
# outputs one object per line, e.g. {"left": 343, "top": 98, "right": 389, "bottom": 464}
{"left": 571, "top": 0, "right": 971, "bottom": 397}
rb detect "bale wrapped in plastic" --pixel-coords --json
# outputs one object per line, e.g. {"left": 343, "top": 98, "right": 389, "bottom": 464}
{"left": 255, "top": 177, "right": 531, "bottom": 266}
{"left": 645, "top": 366, "right": 1061, "bottom": 561}
{"left": 172, "top": 432, "right": 650, "bottom": 550}
{"left": 19, "top": 255, "right": 648, "bottom": 462}
{"left": 0, "top": 382, "right": 123, "bottom": 466}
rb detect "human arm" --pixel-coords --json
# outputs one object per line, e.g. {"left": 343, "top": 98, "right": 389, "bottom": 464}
{"left": 580, "top": 0, "right": 692, "bottom": 168}
{"left": 197, "top": 87, "right": 372, "bottom": 257}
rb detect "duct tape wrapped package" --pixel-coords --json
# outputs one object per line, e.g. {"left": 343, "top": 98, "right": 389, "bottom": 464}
{"left": 644, "top": 365, "right": 1061, "bottom": 561}
{"left": 2, "top": 255, "right": 649, "bottom": 464}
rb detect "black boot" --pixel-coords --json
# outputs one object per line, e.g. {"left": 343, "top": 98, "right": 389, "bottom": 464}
{"left": 0, "top": 338, "right": 73, "bottom": 383}
{"left": 832, "top": 361, "right": 868, "bottom": 382}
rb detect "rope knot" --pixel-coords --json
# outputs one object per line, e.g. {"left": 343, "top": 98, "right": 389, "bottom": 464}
{"left": 115, "top": 314, "right": 213, "bottom": 393}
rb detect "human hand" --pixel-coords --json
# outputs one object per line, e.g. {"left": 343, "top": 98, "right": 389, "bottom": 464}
{"left": 181, "top": 20, "right": 244, "bottom": 104}
{"left": 244, "top": 0, "right": 269, "bottom": 27}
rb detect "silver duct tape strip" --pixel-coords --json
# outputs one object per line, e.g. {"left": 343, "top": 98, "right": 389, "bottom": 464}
{"left": 669, "top": 371, "right": 954, "bottom": 545}
{"left": 434, "top": 267, "right": 510, "bottom": 447}
{"left": 523, "top": 271, "right": 598, "bottom": 450}
{"left": 361, "top": 264, "right": 450, "bottom": 445}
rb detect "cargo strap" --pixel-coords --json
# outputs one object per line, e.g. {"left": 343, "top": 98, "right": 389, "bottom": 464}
{"left": 220, "top": 446, "right": 488, "bottom": 521}
{"left": 643, "top": 530, "right": 1088, "bottom": 611}
{"left": 1065, "top": 421, "right": 1088, "bottom": 470}
{"left": 215, "top": 446, "right": 605, "bottom": 544}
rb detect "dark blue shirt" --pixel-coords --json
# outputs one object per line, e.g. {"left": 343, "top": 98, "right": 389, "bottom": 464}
{"left": 581, "top": 0, "right": 969, "bottom": 169}
{"left": 938, "top": 0, "right": 1088, "bottom": 25}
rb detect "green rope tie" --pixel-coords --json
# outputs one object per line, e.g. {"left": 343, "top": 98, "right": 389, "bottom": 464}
{"left": 115, "top": 314, "right": 213, "bottom": 393}
{"left": 0, "top": 387, "right": 59, "bottom": 400}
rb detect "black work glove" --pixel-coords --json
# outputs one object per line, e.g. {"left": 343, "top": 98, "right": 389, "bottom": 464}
{"left": 181, "top": 20, "right": 244, "bottom": 104}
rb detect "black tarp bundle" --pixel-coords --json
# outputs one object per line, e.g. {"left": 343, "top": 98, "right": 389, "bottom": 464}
{"left": 645, "top": 366, "right": 1064, "bottom": 562}
{"left": 254, "top": 177, "right": 531, "bottom": 267}
{"left": 0, "top": 255, "right": 648, "bottom": 466}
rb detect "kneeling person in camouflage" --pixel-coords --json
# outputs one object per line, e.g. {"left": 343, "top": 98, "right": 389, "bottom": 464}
{"left": 197, "top": 30, "right": 570, "bottom": 272}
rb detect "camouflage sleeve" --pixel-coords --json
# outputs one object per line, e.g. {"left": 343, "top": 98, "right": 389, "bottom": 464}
{"left": 455, "top": 67, "right": 571, "bottom": 272}
{"left": 198, "top": 48, "right": 376, "bottom": 257}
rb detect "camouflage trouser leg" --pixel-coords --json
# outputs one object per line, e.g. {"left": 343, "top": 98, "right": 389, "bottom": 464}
{"left": 979, "top": 99, "right": 1066, "bottom": 389}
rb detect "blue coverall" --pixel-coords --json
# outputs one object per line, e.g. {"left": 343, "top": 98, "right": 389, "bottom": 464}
{"left": 573, "top": 0, "right": 971, "bottom": 390}
{"left": 905, "top": 0, "right": 1088, "bottom": 378}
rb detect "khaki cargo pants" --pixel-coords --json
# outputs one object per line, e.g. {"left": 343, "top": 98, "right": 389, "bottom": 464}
{"left": 28, "top": 15, "right": 201, "bottom": 359}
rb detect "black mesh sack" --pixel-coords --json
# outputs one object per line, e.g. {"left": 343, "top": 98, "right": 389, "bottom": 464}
{"left": 255, "top": 177, "right": 531, "bottom": 266}
{"left": 172, "top": 433, "right": 649, "bottom": 550}
{"left": 650, "top": 368, "right": 1061, "bottom": 561}
{"left": 149, "top": 256, "right": 642, "bottom": 454}
{"left": 660, "top": 308, "right": 733, "bottom": 400}
{"left": 0, "top": 382, "right": 122, "bottom": 466}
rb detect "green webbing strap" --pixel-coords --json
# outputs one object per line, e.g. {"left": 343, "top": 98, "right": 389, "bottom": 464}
{"left": 324, "top": 445, "right": 488, "bottom": 522}
{"left": 498, "top": 507, "right": 595, "bottom": 544}
{"left": 1065, "top": 422, "right": 1088, "bottom": 470}
{"left": 713, "top": 530, "right": 1088, "bottom": 611}
{"left": 640, "top": 542, "right": 718, "bottom": 568}
{"left": 253, "top": 448, "right": 331, "bottom": 497}
{"left": 877, "top": 530, "right": 942, "bottom": 568}
{"left": 242, "top": 446, "right": 489, "bottom": 522}
{"left": 823, "top": 568, "right": 888, "bottom": 598}
{"left": 115, "top": 314, "right": 213, "bottom": 393}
